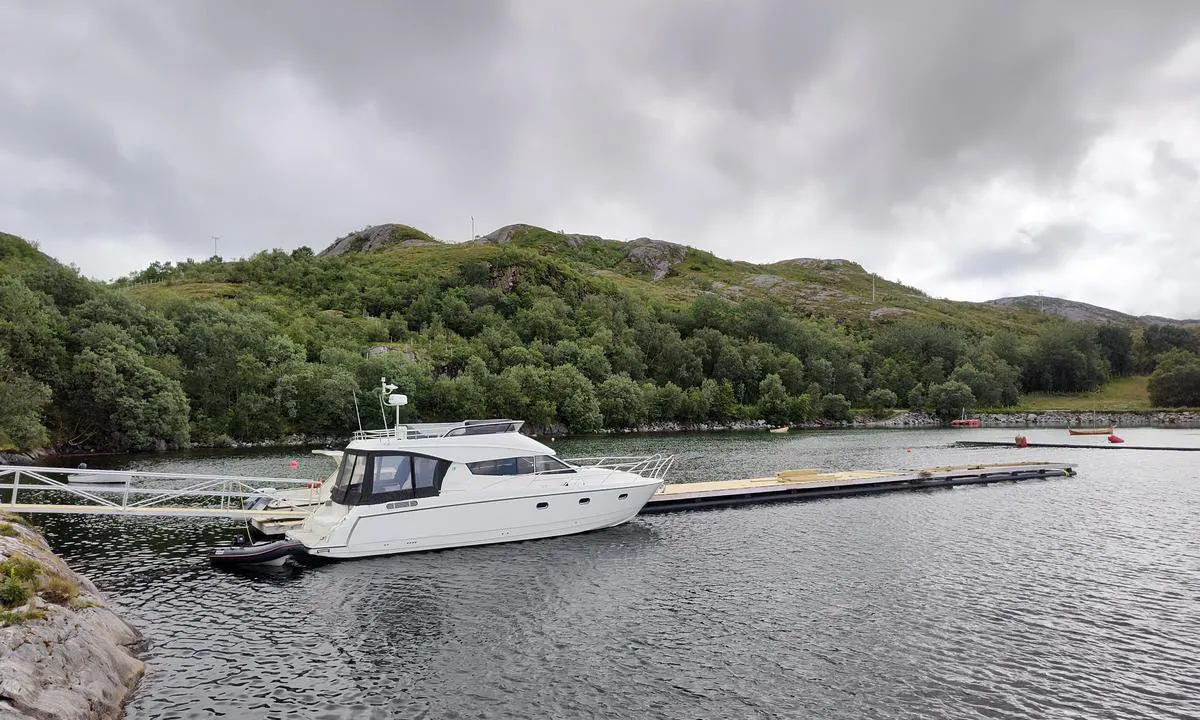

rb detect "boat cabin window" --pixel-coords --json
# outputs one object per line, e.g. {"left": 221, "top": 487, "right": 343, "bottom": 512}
{"left": 466, "top": 455, "right": 575, "bottom": 476}
{"left": 373, "top": 455, "right": 413, "bottom": 494}
{"left": 331, "top": 452, "right": 368, "bottom": 505}
{"left": 328, "top": 451, "right": 451, "bottom": 505}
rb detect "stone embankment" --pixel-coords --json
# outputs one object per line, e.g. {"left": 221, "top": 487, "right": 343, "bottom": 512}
{"left": 865, "top": 410, "right": 1200, "bottom": 428}
{"left": 0, "top": 514, "right": 143, "bottom": 719}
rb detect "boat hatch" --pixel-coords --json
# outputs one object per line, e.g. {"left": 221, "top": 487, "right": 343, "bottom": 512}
{"left": 329, "top": 450, "right": 450, "bottom": 506}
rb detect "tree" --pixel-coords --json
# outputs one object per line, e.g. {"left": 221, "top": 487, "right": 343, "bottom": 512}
{"left": 1023, "top": 325, "right": 1108, "bottom": 393}
{"left": 1147, "top": 349, "right": 1200, "bottom": 407}
{"left": 865, "top": 388, "right": 898, "bottom": 417}
{"left": 1096, "top": 325, "right": 1134, "bottom": 376}
{"left": 701, "top": 378, "right": 736, "bottom": 422}
{"left": 927, "top": 380, "right": 976, "bottom": 420}
{"left": 756, "top": 374, "right": 790, "bottom": 426}
{"left": 550, "top": 364, "right": 603, "bottom": 432}
{"left": 598, "top": 374, "right": 648, "bottom": 428}
{"left": 821, "top": 393, "right": 851, "bottom": 421}
{"left": 67, "top": 344, "right": 190, "bottom": 450}
{"left": 0, "top": 351, "right": 51, "bottom": 451}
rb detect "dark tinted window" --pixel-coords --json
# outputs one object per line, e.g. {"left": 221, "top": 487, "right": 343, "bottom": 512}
{"left": 413, "top": 456, "right": 443, "bottom": 497}
{"left": 466, "top": 455, "right": 575, "bottom": 476}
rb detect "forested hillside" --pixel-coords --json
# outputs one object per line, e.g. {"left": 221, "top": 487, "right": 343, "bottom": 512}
{"left": 2, "top": 224, "right": 1198, "bottom": 454}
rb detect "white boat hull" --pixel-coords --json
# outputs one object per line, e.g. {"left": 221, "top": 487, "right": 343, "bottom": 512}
{"left": 291, "top": 480, "right": 661, "bottom": 559}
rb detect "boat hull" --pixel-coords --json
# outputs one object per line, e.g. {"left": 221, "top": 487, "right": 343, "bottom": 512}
{"left": 292, "top": 481, "right": 661, "bottom": 560}
{"left": 1067, "top": 427, "right": 1115, "bottom": 435}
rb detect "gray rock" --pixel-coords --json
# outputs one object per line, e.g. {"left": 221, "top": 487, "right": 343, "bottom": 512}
{"left": 625, "top": 238, "right": 688, "bottom": 280}
{"left": 318, "top": 224, "right": 440, "bottom": 256}
{"left": 0, "top": 516, "right": 144, "bottom": 720}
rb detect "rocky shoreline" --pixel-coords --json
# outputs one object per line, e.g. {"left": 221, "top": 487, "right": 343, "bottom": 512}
{"left": 866, "top": 409, "right": 1200, "bottom": 428}
{"left": 0, "top": 513, "right": 144, "bottom": 719}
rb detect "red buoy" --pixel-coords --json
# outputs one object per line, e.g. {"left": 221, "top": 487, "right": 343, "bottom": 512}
{"left": 1108, "top": 434, "right": 1124, "bottom": 443}
{"left": 1015, "top": 435, "right": 1028, "bottom": 448}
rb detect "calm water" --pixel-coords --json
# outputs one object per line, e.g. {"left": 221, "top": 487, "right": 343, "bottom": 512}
{"left": 30, "top": 428, "right": 1200, "bottom": 719}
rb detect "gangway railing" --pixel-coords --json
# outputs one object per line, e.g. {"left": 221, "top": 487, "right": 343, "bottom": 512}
{"left": 0, "top": 465, "right": 325, "bottom": 520}
{"left": 564, "top": 454, "right": 676, "bottom": 481}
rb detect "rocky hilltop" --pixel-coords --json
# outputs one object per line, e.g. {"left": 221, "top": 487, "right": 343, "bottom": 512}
{"left": 987, "top": 295, "right": 1200, "bottom": 327}
{"left": 317, "top": 223, "right": 441, "bottom": 256}
{"left": 0, "top": 514, "right": 143, "bottom": 719}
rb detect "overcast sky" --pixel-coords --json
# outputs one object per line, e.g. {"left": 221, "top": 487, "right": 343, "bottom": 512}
{"left": 3, "top": 1, "right": 1200, "bottom": 318}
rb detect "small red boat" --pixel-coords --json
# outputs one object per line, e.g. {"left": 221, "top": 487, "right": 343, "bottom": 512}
{"left": 950, "top": 418, "right": 980, "bottom": 428}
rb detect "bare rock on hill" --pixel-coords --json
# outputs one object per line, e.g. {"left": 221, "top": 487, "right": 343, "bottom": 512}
{"left": 774, "top": 258, "right": 863, "bottom": 271}
{"left": 870, "top": 307, "right": 914, "bottom": 321}
{"left": 625, "top": 238, "right": 688, "bottom": 280}
{"left": 472, "top": 224, "right": 540, "bottom": 245}
{"left": 319, "top": 224, "right": 440, "bottom": 256}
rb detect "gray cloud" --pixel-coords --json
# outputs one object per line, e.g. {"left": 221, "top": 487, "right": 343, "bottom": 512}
{"left": 2, "top": 0, "right": 1200, "bottom": 316}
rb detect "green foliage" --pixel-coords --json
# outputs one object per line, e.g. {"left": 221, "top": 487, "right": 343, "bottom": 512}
{"left": 0, "top": 225, "right": 1169, "bottom": 448}
{"left": 821, "top": 393, "right": 852, "bottom": 421}
{"left": 0, "top": 575, "right": 30, "bottom": 609}
{"left": 756, "top": 374, "right": 790, "bottom": 426}
{"left": 1023, "top": 324, "right": 1108, "bottom": 393}
{"left": 927, "top": 380, "right": 977, "bottom": 419}
{"left": 1147, "top": 350, "right": 1200, "bottom": 407}
{"left": 865, "top": 388, "right": 898, "bottom": 417}
{"left": 598, "top": 374, "right": 648, "bottom": 428}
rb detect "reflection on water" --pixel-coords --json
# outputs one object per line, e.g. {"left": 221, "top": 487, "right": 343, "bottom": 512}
{"left": 28, "top": 428, "right": 1200, "bottom": 719}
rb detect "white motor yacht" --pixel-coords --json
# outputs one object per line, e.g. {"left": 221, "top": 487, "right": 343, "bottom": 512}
{"left": 281, "top": 386, "right": 673, "bottom": 560}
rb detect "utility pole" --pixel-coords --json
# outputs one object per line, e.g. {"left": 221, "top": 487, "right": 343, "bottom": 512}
{"left": 471, "top": 215, "right": 475, "bottom": 240}
{"left": 872, "top": 273, "right": 876, "bottom": 303}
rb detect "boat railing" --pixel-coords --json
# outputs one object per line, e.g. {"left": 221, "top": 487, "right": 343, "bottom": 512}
{"left": 563, "top": 454, "right": 676, "bottom": 481}
{"left": 0, "top": 464, "right": 325, "bottom": 519}
{"left": 351, "top": 420, "right": 525, "bottom": 441}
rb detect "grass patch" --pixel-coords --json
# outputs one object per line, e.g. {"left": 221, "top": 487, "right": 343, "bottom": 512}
{"left": 1016, "top": 376, "right": 1154, "bottom": 412}
{"left": 0, "top": 523, "right": 17, "bottom": 537}
{"left": 0, "top": 608, "right": 45, "bottom": 626}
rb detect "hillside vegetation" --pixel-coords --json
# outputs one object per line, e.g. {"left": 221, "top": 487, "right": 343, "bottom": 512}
{"left": 2, "top": 223, "right": 1199, "bottom": 453}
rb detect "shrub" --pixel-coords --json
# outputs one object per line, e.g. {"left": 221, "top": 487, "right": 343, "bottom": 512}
{"left": 0, "top": 575, "right": 31, "bottom": 608}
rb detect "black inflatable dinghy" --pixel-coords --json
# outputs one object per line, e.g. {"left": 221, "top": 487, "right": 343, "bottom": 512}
{"left": 209, "top": 539, "right": 304, "bottom": 568}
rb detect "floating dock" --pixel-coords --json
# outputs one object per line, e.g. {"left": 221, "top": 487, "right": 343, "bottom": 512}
{"left": 955, "top": 440, "right": 1200, "bottom": 452}
{"left": 641, "top": 462, "right": 1075, "bottom": 514}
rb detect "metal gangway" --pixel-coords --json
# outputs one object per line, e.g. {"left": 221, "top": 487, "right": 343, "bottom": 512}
{"left": 0, "top": 464, "right": 325, "bottom": 521}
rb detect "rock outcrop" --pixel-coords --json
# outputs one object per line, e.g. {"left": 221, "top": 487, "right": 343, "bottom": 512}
{"left": 318, "top": 224, "right": 440, "bottom": 256}
{"left": 625, "top": 238, "right": 688, "bottom": 280}
{"left": 0, "top": 514, "right": 143, "bottom": 719}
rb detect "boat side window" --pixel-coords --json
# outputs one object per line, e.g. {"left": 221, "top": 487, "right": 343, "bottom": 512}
{"left": 466, "top": 455, "right": 575, "bottom": 476}
{"left": 412, "top": 456, "right": 449, "bottom": 498}
{"left": 361, "top": 452, "right": 450, "bottom": 504}
{"left": 374, "top": 455, "right": 413, "bottom": 494}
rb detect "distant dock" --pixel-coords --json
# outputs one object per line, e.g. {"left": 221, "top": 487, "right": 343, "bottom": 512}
{"left": 955, "top": 440, "right": 1200, "bottom": 452}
